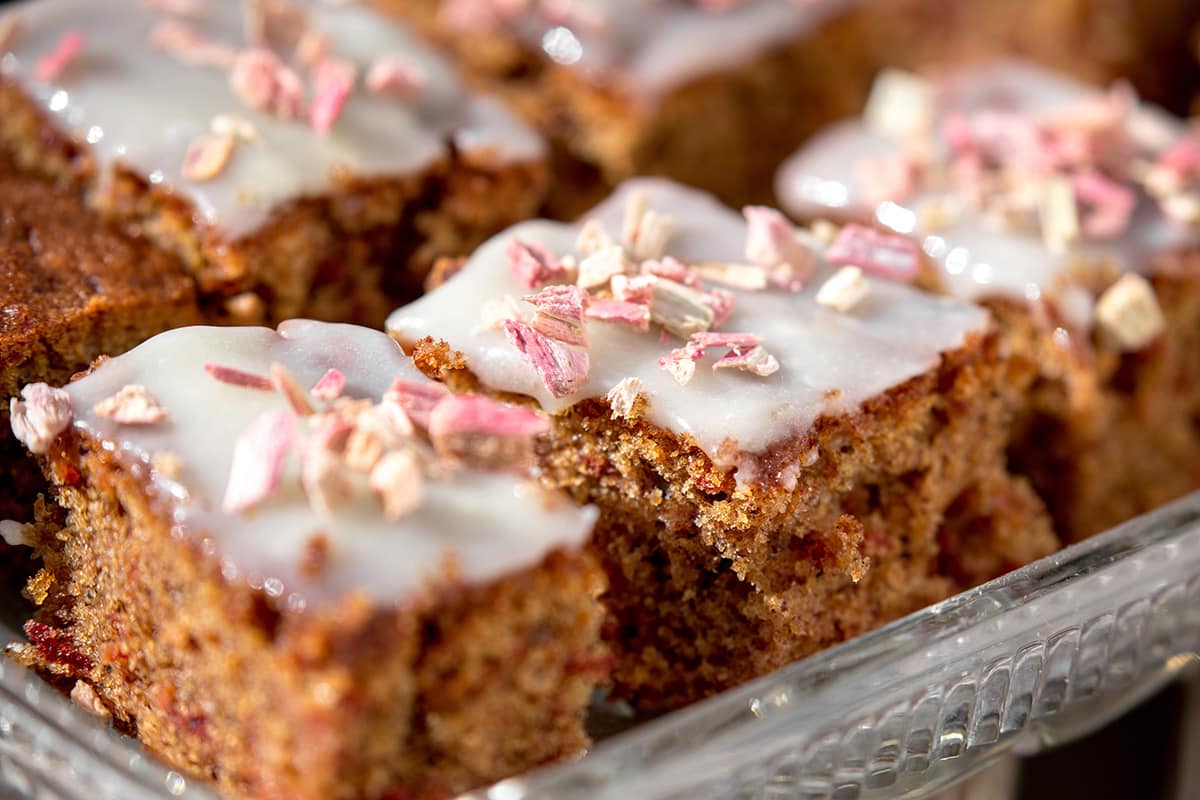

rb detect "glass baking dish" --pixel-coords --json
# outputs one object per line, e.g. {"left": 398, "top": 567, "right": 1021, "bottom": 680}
{"left": 1, "top": 491, "right": 1199, "bottom": 800}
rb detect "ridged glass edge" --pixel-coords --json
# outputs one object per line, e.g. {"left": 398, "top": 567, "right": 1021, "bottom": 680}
{"left": 0, "top": 493, "right": 1198, "bottom": 800}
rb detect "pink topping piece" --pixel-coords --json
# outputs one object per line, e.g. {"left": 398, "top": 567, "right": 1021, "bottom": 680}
{"left": 525, "top": 284, "right": 589, "bottom": 347}
{"left": 383, "top": 378, "right": 450, "bottom": 430}
{"left": 271, "top": 363, "right": 315, "bottom": 416}
{"left": 222, "top": 409, "right": 296, "bottom": 513}
{"left": 506, "top": 238, "right": 570, "bottom": 289}
{"left": 702, "top": 288, "right": 736, "bottom": 328}
{"left": 0, "top": 12, "right": 21, "bottom": 53}
{"left": 1158, "top": 135, "right": 1200, "bottom": 182}
{"left": 204, "top": 363, "right": 275, "bottom": 391}
{"left": 641, "top": 256, "right": 700, "bottom": 288}
{"left": 504, "top": 320, "right": 589, "bottom": 398}
{"left": 369, "top": 450, "right": 424, "bottom": 520}
{"left": 1072, "top": 169, "right": 1136, "bottom": 239}
{"left": 825, "top": 223, "right": 921, "bottom": 282}
{"left": 148, "top": 20, "right": 236, "bottom": 69}
{"left": 689, "top": 331, "right": 763, "bottom": 351}
{"left": 140, "top": 0, "right": 209, "bottom": 18}
{"left": 429, "top": 394, "right": 550, "bottom": 441}
{"left": 35, "top": 30, "right": 84, "bottom": 82}
{"left": 367, "top": 54, "right": 427, "bottom": 99}
{"left": 309, "top": 369, "right": 346, "bottom": 402}
{"left": 229, "top": 47, "right": 306, "bottom": 120}
{"left": 181, "top": 133, "right": 235, "bottom": 182}
{"left": 9, "top": 383, "right": 73, "bottom": 455}
{"left": 585, "top": 299, "right": 651, "bottom": 331}
{"left": 309, "top": 55, "right": 356, "bottom": 135}
{"left": 743, "top": 205, "right": 813, "bottom": 289}
{"left": 610, "top": 274, "right": 657, "bottom": 305}
{"left": 299, "top": 440, "right": 354, "bottom": 517}
{"left": 92, "top": 384, "right": 168, "bottom": 425}
{"left": 712, "top": 345, "right": 780, "bottom": 377}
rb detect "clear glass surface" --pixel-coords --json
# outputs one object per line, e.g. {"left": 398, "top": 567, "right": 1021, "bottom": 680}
{"left": 2, "top": 492, "right": 1200, "bottom": 800}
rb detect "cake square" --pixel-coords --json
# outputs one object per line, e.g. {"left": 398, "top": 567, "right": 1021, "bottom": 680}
{"left": 0, "top": 0, "right": 547, "bottom": 325}
{"left": 388, "top": 178, "right": 1058, "bottom": 707}
{"left": 9, "top": 321, "right": 605, "bottom": 799}
{"left": 777, "top": 60, "right": 1200, "bottom": 541}
{"left": 386, "top": 0, "right": 1200, "bottom": 217}
{"left": 0, "top": 172, "right": 199, "bottom": 521}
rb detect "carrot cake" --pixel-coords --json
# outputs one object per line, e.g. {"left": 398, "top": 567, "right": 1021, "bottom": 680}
{"left": 0, "top": 172, "right": 198, "bottom": 522}
{"left": 9, "top": 320, "right": 605, "bottom": 800}
{"left": 777, "top": 60, "right": 1200, "bottom": 541}
{"left": 0, "top": 0, "right": 546, "bottom": 325}
{"left": 388, "top": 177, "right": 1058, "bottom": 709}
{"left": 386, "top": 0, "right": 1200, "bottom": 217}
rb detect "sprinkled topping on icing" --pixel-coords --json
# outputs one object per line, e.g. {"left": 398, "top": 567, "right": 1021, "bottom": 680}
{"left": 224, "top": 408, "right": 295, "bottom": 512}
{"left": 777, "top": 61, "right": 1200, "bottom": 348}
{"left": 507, "top": 238, "right": 572, "bottom": 289}
{"left": 428, "top": 394, "right": 549, "bottom": 470}
{"left": 92, "top": 384, "right": 168, "bottom": 425}
{"left": 816, "top": 266, "right": 870, "bottom": 312}
{"left": 309, "top": 368, "right": 346, "bottom": 401}
{"left": 825, "top": 223, "right": 921, "bottom": 281}
{"left": 606, "top": 376, "right": 643, "bottom": 420}
{"left": 1093, "top": 273, "right": 1165, "bottom": 351}
{"left": 504, "top": 319, "right": 590, "bottom": 398}
{"left": 211, "top": 112, "right": 260, "bottom": 141}
{"left": 525, "top": 284, "right": 590, "bottom": 347}
{"left": 204, "top": 362, "right": 275, "bottom": 390}
{"left": 10, "top": 384, "right": 73, "bottom": 455}
{"left": 366, "top": 53, "right": 426, "bottom": 98}
{"left": 743, "top": 205, "right": 813, "bottom": 289}
{"left": 181, "top": 133, "right": 236, "bottom": 181}
{"left": 34, "top": 29, "right": 83, "bottom": 81}
{"left": 229, "top": 47, "right": 306, "bottom": 119}
{"left": 271, "top": 362, "right": 316, "bottom": 415}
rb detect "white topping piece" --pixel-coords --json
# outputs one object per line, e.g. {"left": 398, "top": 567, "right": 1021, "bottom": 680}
{"left": 0, "top": 520, "right": 31, "bottom": 548}
{"left": 70, "top": 681, "right": 111, "bottom": 719}
{"left": 575, "top": 218, "right": 615, "bottom": 257}
{"left": 181, "top": 133, "right": 235, "bottom": 181}
{"left": 92, "top": 384, "right": 168, "bottom": 425}
{"left": 1038, "top": 175, "right": 1080, "bottom": 255}
{"left": 1093, "top": 273, "right": 1165, "bottom": 352}
{"left": 369, "top": 449, "right": 424, "bottom": 520}
{"left": 816, "top": 266, "right": 870, "bottom": 312}
{"left": 606, "top": 376, "right": 643, "bottom": 420}
{"left": 577, "top": 245, "right": 631, "bottom": 290}
{"left": 863, "top": 68, "right": 935, "bottom": 139}
{"left": 211, "top": 113, "right": 260, "bottom": 142}
{"left": 10, "top": 384, "right": 73, "bottom": 455}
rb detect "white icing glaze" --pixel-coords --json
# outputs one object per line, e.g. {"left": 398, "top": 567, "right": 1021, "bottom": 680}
{"left": 387, "top": 178, "right": 988, "bottom": 472}
{"left": 776, "top": 61, "right": 1200, "bottom": 308}
{"left": 503, "top": 0, "right": 853, "bottom": 98}
{"left": 1, "top": 0, "right": 543, "bottom": 238}
{"left": 62, "top": 321, "right": 596, "bottom": 608}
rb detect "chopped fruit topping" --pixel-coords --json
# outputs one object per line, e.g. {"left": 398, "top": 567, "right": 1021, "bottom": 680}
{"left": 309, "top": 369, "right": 346, "bottom": 402}
{"left": 92, "top": 384, "right": 168, "bottom": 425}
{"left": 0, "top": 12, "right": 21, "bottom": 53}
{"left": 1072, "top": 169, "right": 1135, "bottom": 239}
{"left": 825, "top": 223, "right": 920, "bottom": 281}
{"left": 181, "top": 133, "right": 236, "bottom": 181}
{"left": 35, "top": 30, "right": 84, "bottom": 82}
{"left": 229, "top": 47, "right": 306, "bottom": 119}
{"left": 743, "top": 205, "right": 813, "bottom": 289}
{"left": 300, "top": 439, "right": 354, "bottom": 517}
{"left": 622, "top": 191, "right": 674, "bottom": 260}
{"left": 576, "top": 218, "right": 615, "bottom": 257}
{"left": 1038, "top": 175, "right": 1080, "bottom": 254}
{"left": 70, "top": 681, "right": 111, "bottom": 719}
{"left": 507, "top": 238, "right": 572, "bottom": 289}
{"left": 384, "top": 378, "right": 448, "bottom": 430}
{"left": 369, "top": 450, "right": 424, "bottom": 520}
{"left": 10, "top": 384, "right": 73, "bottom": 455}
{"left": 504, "top": 320, "right": 589, "bottom": 398}
{"left": 606, "top": 377, "right": 644, "bottom": 420}
{"left": 692, "top": 261, "right": 768, "bottom": 291}
{"left": 525, "top": 284, "right": 590, "bottom": 347}
{"left": 659, "top": 331, "right": 780, "bottom": 383}
{"left": 309, "top": 55, "right": 356, "bottom": 135}
{"left": 211, "top": 113, "right": 260, "bottom": 141}
{"left": 816, "top": 266, "right": 870, "bottom": 312}
{"left": 366, "top": 54, "right": 426, "bottom": 98}
{"left": 586, "top": 299, "right": 651, "bottom": 331}
{"left": 148, "top": 20, "right": 236, "bottom": 68}
{"left": 648, "top": 278, "right": 716, "bottom": 338}
{"left": 223, "top": 408, "right": 296, "bottom": 513}
{"left": 712, "top": 344, "right": 780, "bottom": 377}
{"left": 204, "top": 363, "right": 275, "bottom": 390}
{"left": 1094, "top": 273, "right": 1165, "bottom": 351}
{"left": 577, "top": 245, "right": 630, "bottom": 290}
{"left": 271, "top": 363, "right": 315, "bottom": 415}
{"left": 429, "top": 394, "right": 548, "bottom": 469}
{"left": 863, "top": 68, "right": 934, "bottom": 139}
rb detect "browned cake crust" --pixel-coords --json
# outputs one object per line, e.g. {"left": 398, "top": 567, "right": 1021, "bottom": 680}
{"left": 997, "top": 250, "right": 1200, "bottom": 542}
{"left": 0, "top": 174, "right": 199, "bottom": 521}
{"left": 16, "top": 429, "right": 606, "bottom": 800}
{"left": 410, "top": 328, "right": 1058, "bottom": 709}
{"left": 385, "top": 0, "right": 1200, "bottom": 218}
{"left": 0, "top": 78, "right": 547, "bottom": 327}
